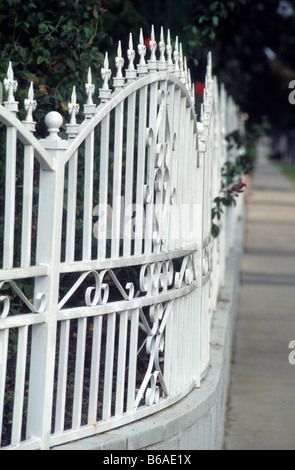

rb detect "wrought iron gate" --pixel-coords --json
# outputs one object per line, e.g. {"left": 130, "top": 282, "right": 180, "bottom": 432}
{"left": 0, "top": 27, "right": 241, "bottom": 449}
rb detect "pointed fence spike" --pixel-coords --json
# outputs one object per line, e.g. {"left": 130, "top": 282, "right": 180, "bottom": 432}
{"left": 179, "top": 43, "right": 185, "bottom": 82}
{"left": 187, "top": 68, "right": 192, "bottom": 93}
{"left": 159, "top": 27, "right": 165, "bottom": 61}
{"left": 126, "top": 32, "right": 137, "bottom": 81}
{"left": 7, "top": 61, "right": 13, "bottom": 79}
{"left": 85, "top": 67, "right": 95, "bottom": 105}
{"left": 149, "top": 25, "right": 157, "bottom": 62}
{"left": 158, "top": 26, "right": 167, "bottom": 70}
{"left": 129, "top": 32, "right": 133, "bottom": 50}
{"left": 101, "top": 52, "right": 112, "bottom": 90}
{"left": 115, "top": 40, "right": 124, "bottom": 78}
{"left": 139, "top": 28, "right": 144, "bottom": 45}
{"left": 166, "top": 29, "right": 174, "bottom": 70}
{"left": 191, "top": 81, "right": 195, "bottom": 106}
{"left": 28, "top": 81, "right": 34, "bottom": 102}
{"left": 138, "top": 28, "right": 147, "bottom": 65}
{"left": 105, "top": 52, "right": 109, "bottom": 72}
{"left": 137, "top": 28, "right": 148, "bottom": 75}
{"left": 71, "top": 86, "right": 77, "bottom": 105}
{"left": 68, "top": 85, "right": 80, "bottom": 125}
{"left": 127, "top": 33, "right": 135, "bottom": 71}
{"left": 99, "top": 52, "right": 112, "bottom": 102}
{"left": 151, "top": 24, "right": 155, "bottom": 41}
{"left": 173, "top": 37, "right": 180, "bottom": 74}
{"left": 118, "top": 40, "right": 122, "bottom": 59}
{"left": 207, "top": 51, "right": 212, "bottom": 79}
{"left": 148, "top": 25, "right": 158, "bottom": 71}
{"left": 114, "top": 40, "right": 125, "bottom": 89}
{"left": 4, "top": 61, "right": 18, "bottom": 111}
{"left": 88, "top": 67, "right": 92, "bottom": 85}
{"left": 184, "top": 57, "right": 189, "bottom": 87}
{"left": 84, "top": 67, "right": 96, "bottom": 117}
{"left": 24, "top": 81, "right": 37, "bottom": 124}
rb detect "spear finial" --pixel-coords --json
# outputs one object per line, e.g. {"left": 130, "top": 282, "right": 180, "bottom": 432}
{"left": 149, "top": 25, "right": 157, "bottom": 62}
{"left": 127, "top": 33, "right": 135, "bottom": 71}
{"left": 159, "top": 27, "right": 165, "bottom": 63}
{"left": 85, "top": 67, "right": 95, "bottom": 105}
{"left": 4, "top": 62, "right": 18, "bottom": 112}
{"left": 24, "top": 82, "right": 37, "bottom": 123}
{"left": 137, "top": 28, "right": 148, "bottom": 75}
{"left": 166, "top": 30, "right": 174, "bottom": 71}
{"left": 99, "top": 52, "right": 112, "bottom": 102}
{"left": 126, "top": 33, "right": 137, "bottom": 81}
{"left": 101, "top": 52, "right": 111, "bottom": 90}
{"left": 4, "top": 62, "right": 18, "bottom": 103}
{"left": 138, "top": 28, "right": 146, "bottom": 65}
{"left": 173, "top": 37, "right": 180, "bottom": 75}
{"left": 115, "top": 41, "right": 124, "bottom": 78}
{"left": 68, "top": 85, "right": 80, "bottom": 125}
{"left": 114, "top": 41, "right": 125, "bottom": 89}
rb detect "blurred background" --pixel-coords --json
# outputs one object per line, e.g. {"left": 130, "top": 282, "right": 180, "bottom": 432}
{"left": 1, "top": 0, "right": 295, "bottom": 146}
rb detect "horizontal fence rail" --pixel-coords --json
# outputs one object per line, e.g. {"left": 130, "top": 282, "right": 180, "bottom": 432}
{"left": 0, "top": 26, "right": 243, "bottom": 450}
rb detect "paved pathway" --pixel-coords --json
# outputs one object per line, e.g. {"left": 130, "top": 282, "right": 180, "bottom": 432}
{"left": 224, "top": 139, "right": 295, "bottom": 450}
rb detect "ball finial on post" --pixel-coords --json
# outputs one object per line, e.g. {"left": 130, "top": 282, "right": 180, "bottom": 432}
{"left": 45, "top": 111, "right": 63, "bottom": 140}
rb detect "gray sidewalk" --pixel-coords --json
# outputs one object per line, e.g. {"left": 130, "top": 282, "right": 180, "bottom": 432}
{"left": 224, "top": 140, "right": 295, "bottom": 450}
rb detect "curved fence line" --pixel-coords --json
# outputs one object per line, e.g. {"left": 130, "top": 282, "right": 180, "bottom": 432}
{"left": 0, "top": 26, "right": 242, "bottom": 450}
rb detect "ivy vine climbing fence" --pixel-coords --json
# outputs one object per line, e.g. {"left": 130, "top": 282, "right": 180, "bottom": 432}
{"left": 0, "top": 26, "right": 243, "bottom": 450}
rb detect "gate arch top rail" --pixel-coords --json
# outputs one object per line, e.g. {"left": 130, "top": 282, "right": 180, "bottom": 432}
{"left": 0, "top": 25, "right": 243, "bottom": 450}
{"left": 64, "top": 70, "right": 197, "bottom": 166}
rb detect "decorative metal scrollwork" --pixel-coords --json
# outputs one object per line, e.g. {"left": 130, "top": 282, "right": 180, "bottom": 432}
{"left": 139, "top": 260, "right": 174, "bottom": 296}
{"left": 0, "top": 280, "right": 46, "bottom": 319}
{"left": 0, "top": 294, "right": 10, "bottom": 320}
{"left": 58, "top": 269, "right": 135, "bottom": 310}
{"left": 59, "top": 254, "right": 196, "bottom": 312}
{"left": 145, "top": 371, "right": 161, "bottom": 406}
{"left": 174, "top": 253, "right": 197, "bottom": 288}
{"left": 144, "top": 77, "right": 176, "bottom": 249}
{"left": 134, "top": 300, "right": 172, "bottom": 409}
{"left": 57, "top": 254, "right": 197, "bottom": 411}
{"left": 84, "top": 272, "right": 109, "bottom": 307}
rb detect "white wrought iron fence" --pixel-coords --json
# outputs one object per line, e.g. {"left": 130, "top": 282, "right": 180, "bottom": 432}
{"left": 0, "top": 26, "right": 242, "bottom": 450}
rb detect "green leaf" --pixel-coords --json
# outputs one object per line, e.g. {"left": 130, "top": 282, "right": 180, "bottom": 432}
{"left": 221, "top": 197, "right": 232, "bottom": 206}
{"left": 210, "top": 2, "right": 220, "bottom": 12}
{"left": 202, "top": 27, "right": 210, "bottom": 36}
{"left": 212, "top": 16, "right": 219, "bottom": 27}
{"left": 211, "top": 223, "right": 220, "bottom": 238}
{"left": 235, "top": 165, "right": 244, "bottom": 174}
{"left": 209, "top": 30, "right": 216, "bottom": 41}
{"left": 93, "top": 8, "right": 99, "bottom": 19}
{"left": 38, "top": 23, "right": 49, "bottom": 34}
{"left": 37, "top": 55, "right": 46, "bottom": 65}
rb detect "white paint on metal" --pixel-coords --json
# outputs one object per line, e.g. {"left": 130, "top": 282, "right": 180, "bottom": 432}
{"left": 0, "top": 29, "right": 242, "bottom": 450}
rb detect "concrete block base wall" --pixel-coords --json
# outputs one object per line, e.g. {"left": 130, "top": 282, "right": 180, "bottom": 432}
{"left": 54, "top": 213, "right": 244, "bottom": 451}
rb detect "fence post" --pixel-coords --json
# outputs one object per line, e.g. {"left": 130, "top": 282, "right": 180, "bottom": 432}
{"left": 26, "top": 112, "right": 67, "bottom": 449}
